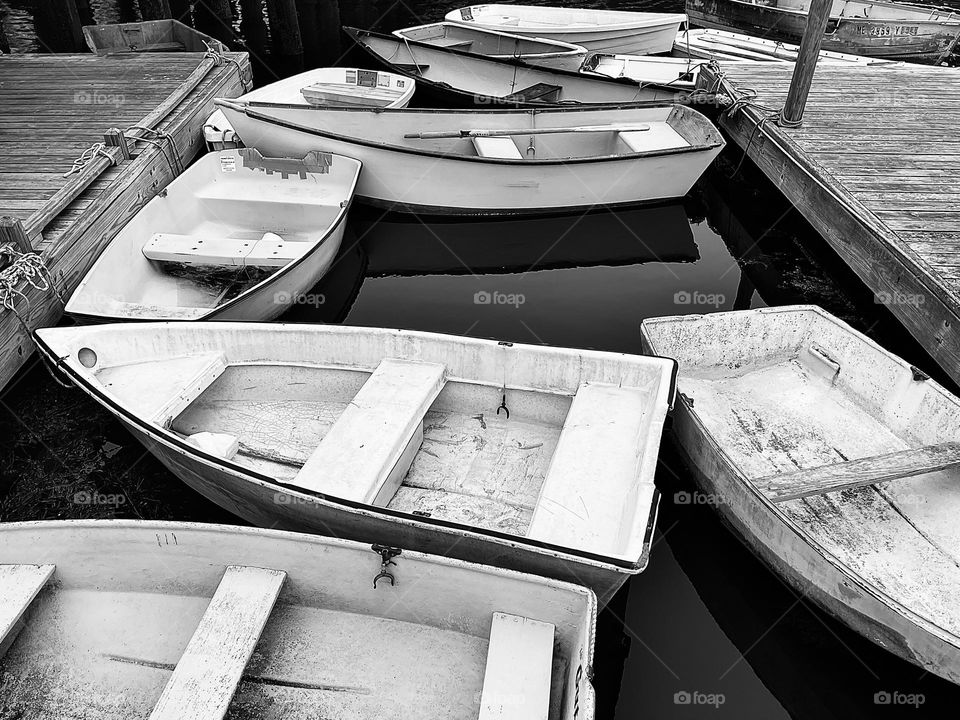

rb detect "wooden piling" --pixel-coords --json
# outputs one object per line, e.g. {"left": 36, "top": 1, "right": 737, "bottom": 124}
{"left": 0, "top": 6, "right": 10, "bottom": 55}
{"left": 138, "top": 0, "right": 172, "bottom": 21}
{"left": 33, "top": 0, "right": 85, "bottom": 52}
{"left": 781, "top": 0, "right": 832, "bottom": 125}
{"left": 266, "top": 0, "right": 304, "bottom": 73}
{"left": 194, "top": 0, "right": 234, "bottom": 44}
{"left": 296, "top": 0, "right": 341, "bottom": 66}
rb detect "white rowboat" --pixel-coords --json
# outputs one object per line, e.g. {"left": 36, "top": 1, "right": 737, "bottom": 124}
{"left": 641, "top": 305, "right": 960, "bottom": 685}
{"left": 584, "top": 54, "right": 713, "bottom": 91}
{"left": 345, "top": 28, "right": 679, "bottom": 107}
{"left": 393, "top": 21, "right": 588, "bottom": 71}
{"left": 0, "top": 520, "right": 597, "bottom": 718}
{"left": 447, "top": 4, "right": 687, "bottom": 55}
{"left": 214, "top": 101, "right": 725, "bottom": 215}
{"left": 35, "top": 323, "right": 678, "bottom": 604}
{"left": 65, "top": 149, "right": 360, "bottom": 322}
{"left": 673, "top": 28, "right": 903, "bottom": 64}
{"left": 204, "top": 67, "right": 414, "bottom": 151}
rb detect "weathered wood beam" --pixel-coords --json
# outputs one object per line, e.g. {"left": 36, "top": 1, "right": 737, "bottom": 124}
{"left": 782, "top": 0, "right": 832, "bottom": 125}
{"left": 0, "top": 217, "right": 33, "bottom": 255}
{"left": 758, "top": 442, "right": 960, "bottom": 503}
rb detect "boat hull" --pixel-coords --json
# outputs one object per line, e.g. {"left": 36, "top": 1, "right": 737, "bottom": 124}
{"left": 111, "top": 413, "right": 648, "bottom": 607}
{"left": 218, "top": 105, "right": 724, "bottom": 216}
{"left": 686, "top": 0, "right": 960, "bottom": 62}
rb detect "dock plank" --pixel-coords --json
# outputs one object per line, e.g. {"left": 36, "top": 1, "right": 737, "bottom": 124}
{"left": 700, "top": 63, "right": 960, "bottom": 389}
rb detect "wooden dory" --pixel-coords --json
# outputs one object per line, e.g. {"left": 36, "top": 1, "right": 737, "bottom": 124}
{"left": 673, "top": 28, "right": 902, "bottom": 64}
{"left": 83, "top": 19, "right": 227, "bottom": 54}
{"left": 344, "top": 27, "right": 679, "bottom": 107}
{"left": 64, "top": 149, "right": 360, "bottom": 322}
{"left": 447, "top": 4, "right": 687, "bottom": 55}
{"left": 214, "top": 102, "right": 725, "bottom": 215}
{"left": 0, "top": 520, "right": 597, "bottom": 718}
{"left": 204, "top": 67, "right": 414, "bottom": 150}
{"left": 34, "top": 324, "right": 678, "bottom": 604}
{"left": 640, "top": 305, "right": 960, "bottom": 684}
{"left": 685, "top": 0, "right": 960, "bottom": 63}
{"left": 393, "top": 21, "right": 588, "bottom": 71}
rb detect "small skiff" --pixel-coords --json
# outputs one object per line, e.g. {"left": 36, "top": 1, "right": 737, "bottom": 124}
{"left": 640, "top": 305, "right": 960, "bottom": 684}
{"left": 673, "top": 28, "right": 902, "bottom": 64}
{"left": 393, "top": 21, "right": 588, "bottom": 71}
{"left": 82, "top": 19, "right": 227, "bottom": 54}
{"left": 64, "top": 149, "right": 360, "bottom": 322}
{"left": 447, "top": 4, "right": 688, "bottom": 55}
{"left": 204, "top": 67, "right": 414, "bottom": 150}
{"left": 344, "top": 27, "right": 679, "bottom": 107}
{"left": 583, "top": 54, "right": 712, "bottom": 92}
{"left": 685, "top": 0, "right": 960, "bottom": 63}
{"left": 214, "top": 101, "right": 725, "bottom": 215}
{"left": 35, "top": 323, "right": 678, "bottom": 604}
{"left": 0, "top": 520, "right": 597, "bottom": 718}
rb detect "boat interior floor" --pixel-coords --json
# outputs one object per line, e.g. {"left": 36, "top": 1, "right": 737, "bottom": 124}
{"left": 0, "top": 589, "right": 507, "bottom": 719}
{"left": 170, "top": 364, "right": 568, "bottom": 536}
{"left": 683, "top": 353, "right": 960, "bottom": 636}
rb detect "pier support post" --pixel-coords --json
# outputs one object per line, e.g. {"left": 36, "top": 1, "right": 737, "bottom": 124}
{"left": 138, "top": 0, "right": 172, "bottom": 20}
{"left": 194, "top": 0, "right": 234, "bottom": 44}
{"left": 0, "top": 5, "right": 10, "bottom": 54}
{"left": 782, "top": 0, "right": 833, "bottom": 125}
{"left": 0, "top": 217, "right": 34, "bottom": 255}
{"left": 266, "top": 0, "right": 304, "bottom": 73}
{"left": 33, "top": 0, "right": 85, "bottom": 52}
{"left": 296, "top": 0, "right": 341, "bottom": 66}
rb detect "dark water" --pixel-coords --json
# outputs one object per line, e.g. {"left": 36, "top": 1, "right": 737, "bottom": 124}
{"left": 3, "top": 1, "right": 960, "bottom": 718}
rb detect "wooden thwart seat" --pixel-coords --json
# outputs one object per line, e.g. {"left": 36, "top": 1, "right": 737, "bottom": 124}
{"left": 618, "top": 129, "right": 652, "bottom": 153}
{"left": 527, "top": 382, "right": 652, "bottom": 554}
{"left": 143, "top": 232, "right": 304, "bottom": 268}
{"left": 503, "top": 82, "right": 562, "bottom": 103}
{"left": 0, "top": 564, "right": 55, "bottom": 654}
{"left": 758, "top": 441, "right": 960, "bottom": 503}
{"left": 148, "top": 565, "right": 286, "bottom": 720}
{"left": 479, "top": 612, "right": 555, "bottom": 720}
{"left": 148, "top": 352, "right": 228, "bottom": 427}
{"left": 473, "top": 136, "right": 524, "bottom": 159}
{"left": 291, "top": 358, "right": 446, "bottom": 504}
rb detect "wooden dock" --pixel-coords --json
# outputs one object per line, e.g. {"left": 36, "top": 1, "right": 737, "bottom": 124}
{"left": 700, "top": 63, "right": 960, "bottom": 386}
{"left": 0, "top": 51, "right": 250, "bottom": 391}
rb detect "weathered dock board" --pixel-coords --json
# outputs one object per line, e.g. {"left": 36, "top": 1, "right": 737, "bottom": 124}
{"left": 0, "top": 51, "right": 250, "bottom": 391}
{"left": 700, "top": 63, "right": 960, "bottom": 387}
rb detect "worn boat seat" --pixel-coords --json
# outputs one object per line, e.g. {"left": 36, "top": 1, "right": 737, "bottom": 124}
{"left": 478, "top": 612, "right": 554, "bottom": 720}
{"left": 394, "top": 63, "right": 429, "bottom": 75}
{"left": 143, "top": 232, "right": 305, "bottom": 268}
{"left": 473, "top": 136, "right": 524, "bottom": 159}
{"left": 0, "top": 564, "right": 55, "bottom": 652}
{"left": 526, "top": 382, "right": 653, "bottom": 554}
{"left": 618, "top": 130, "right": 652, "bottom": 153}
{"left": 503, "top": 82, "right": 562, "bottom": 103}
{"left": 291, "top": 358, "right": 446, "bottom": 504}
{"left": 124, "top": 352, "right": 228, "bottom": 427}
{"left": 149, "top": 565, "right": 286, "bottom": 720}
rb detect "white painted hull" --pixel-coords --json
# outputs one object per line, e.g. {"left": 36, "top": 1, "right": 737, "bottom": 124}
{"left": 447, "top": 5, "right": 687, "bottom": 55}
{"left": 36, "top": 323, "right": 678, "bottom": 606}
{"left": 641, "top": 305, "right": 960, "bottom": 685}
{"left": 217, "top": 103, "right": 724, "bottom": 215}
{"left": 0, "top": 520, "right": 597, "bottom": 718}
{"left": 204, "top": 67, "right": 414, "bottom": 150}
{"left": 585, "top": 54, "right": 711, "bottom": 91}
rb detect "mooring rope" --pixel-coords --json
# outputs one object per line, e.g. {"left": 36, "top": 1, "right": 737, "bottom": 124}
{"left": 123, "top": 125, "right": 185, "bottom": 177}
{"left": 203, "top": 41, "right": 252, "bottom": 92}
{"left": 0, "top": 245, "right": 64, "bottom": 329}
{"left": 63, "top": 142, "right": 116, "bottom": 178}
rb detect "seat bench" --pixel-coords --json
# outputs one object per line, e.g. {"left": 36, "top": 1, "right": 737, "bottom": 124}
{"left": 149, "top": 565, "right": 286, "bottom": 720}
{"left": 148, "top": 352, "right": 228, "bottom": 427}
{"left": 143, "top": 232, "right": 305, "bottom": 269}
{"left": 0, "top": 564, "right": 55, "bottom": 655}
{"left": 526, "top": 382, "right": 653, "bottom": 555}
{"left": 618, "top": 129, "right": 651, "bottom": 153}
{"left": 291, "top": 358, "right": 446, "bottom": 504}
{"left": 479, "top": 612, "right": 555, "bottom": 720}
{"left": 473, "top": 136, "right": 524, "bottom": 160}
{"left": 503, "top": 82, "right": 562, "bottom": 104}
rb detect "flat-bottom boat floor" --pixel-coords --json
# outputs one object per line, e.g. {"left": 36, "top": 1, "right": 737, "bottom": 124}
{"left": 684, "top": 355, "right": 960, "bottom": 636}
{"left": 171, "top": 365, "right": 565, "bottom": 535}
{"left": 0, "top": 589, "right": 492, "bottom": 719}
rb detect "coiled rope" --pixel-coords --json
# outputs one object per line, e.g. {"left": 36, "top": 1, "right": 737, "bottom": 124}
{"left": 63, "top": 142, "right": 116, "bottom": 178}
{"left": 0, "top": 244, "right": 63, "bottom": 327}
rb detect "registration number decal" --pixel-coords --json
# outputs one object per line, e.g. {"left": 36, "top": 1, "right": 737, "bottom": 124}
{"left": 852, "top": 24, "right": 919, "bottom": 36}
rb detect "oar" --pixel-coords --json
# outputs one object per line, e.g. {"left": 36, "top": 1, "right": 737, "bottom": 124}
{"left": 404, "top": 124, "right": 651, "bottom": 140}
